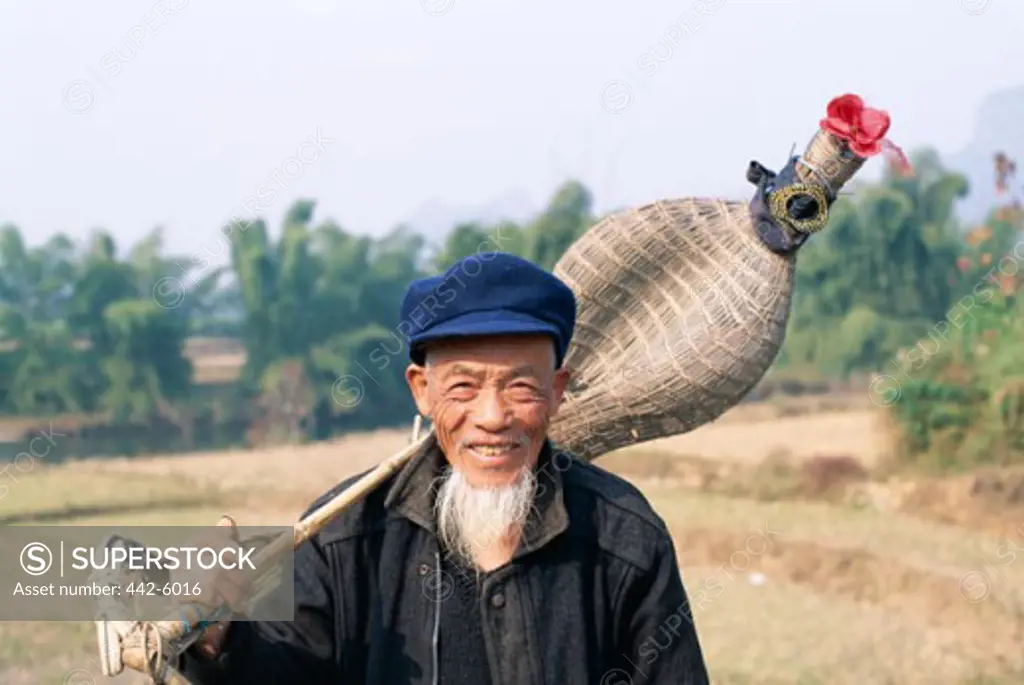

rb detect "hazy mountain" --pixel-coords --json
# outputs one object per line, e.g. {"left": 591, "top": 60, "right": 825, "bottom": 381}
{"left": 947, "top": 85, "right": 1024, "bottom": 225}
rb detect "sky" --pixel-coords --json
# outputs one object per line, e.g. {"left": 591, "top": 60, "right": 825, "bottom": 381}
{"left": 1, "top": 0, "right": 1021, "bottom": 260}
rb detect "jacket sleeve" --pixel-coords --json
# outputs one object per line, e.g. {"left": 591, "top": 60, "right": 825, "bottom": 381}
{"left": 611, "top": 533, "right": 710, "bottom": 684}
{"left": 179, "top": 536, "right": 339, "bottom": 684}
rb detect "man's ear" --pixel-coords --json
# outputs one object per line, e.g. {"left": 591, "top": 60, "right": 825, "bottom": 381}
{"left": 550, "top": 366, "right": 571, "bottom": 414}
{"left": 405, "top": 363, "right": 433, "bottom": 417}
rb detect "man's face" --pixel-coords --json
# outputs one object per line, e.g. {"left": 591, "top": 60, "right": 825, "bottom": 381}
{"left": 405, "top": 334, "right": 570, "bottom": 487}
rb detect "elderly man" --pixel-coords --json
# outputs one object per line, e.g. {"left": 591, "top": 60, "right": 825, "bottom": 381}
{"left": 181, "top": 252, "right": 710, "bottom": 684}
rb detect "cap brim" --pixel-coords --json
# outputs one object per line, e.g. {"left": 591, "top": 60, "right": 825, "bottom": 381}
{"left": 408, "top": 309, "right": 561, "bottom": 363}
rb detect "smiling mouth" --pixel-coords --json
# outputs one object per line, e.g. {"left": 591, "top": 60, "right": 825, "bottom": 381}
{"left": 466, "top": 442, "right": 523, "bottom": 458}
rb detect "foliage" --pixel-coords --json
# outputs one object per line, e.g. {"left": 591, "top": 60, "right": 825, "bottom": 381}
{"left": 0, "top": 151, "right": 1019, "bottom": 465}
{"left": 0, "top": 225, "right": 199, "bottom": 422}
{"left": 882, "top": 205, "right": 1024, "bottom": 472}
{"left": 0, "top": 180, "right": 597, "bottom": 443}
{"left": 779, "top": 149, "right": 968, "bottom": 377}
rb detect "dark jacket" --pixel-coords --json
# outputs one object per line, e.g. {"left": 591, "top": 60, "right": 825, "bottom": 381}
{"left": 181, "top": 437, "right": 710, "bottom": 685}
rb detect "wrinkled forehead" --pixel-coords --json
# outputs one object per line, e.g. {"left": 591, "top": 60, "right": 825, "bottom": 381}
{"left": 423, "top": 334, "right": 557, "bottom": 372}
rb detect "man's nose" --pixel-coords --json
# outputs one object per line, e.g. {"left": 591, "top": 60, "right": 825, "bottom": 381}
{"left": 473, "top": 389, "right": 511, "bottom": 429}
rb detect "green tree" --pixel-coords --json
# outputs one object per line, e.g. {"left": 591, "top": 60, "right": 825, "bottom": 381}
{"left": 523, "top": 181, "right": 594, "bottom": 270}
{"left": 780, "top": 148, "right": 969, "bottom": 376}
{"left": 227, "top": 201, "right": 430, "bottom": 443}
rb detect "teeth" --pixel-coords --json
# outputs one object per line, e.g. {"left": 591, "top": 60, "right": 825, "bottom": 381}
{"left": 472, "top": 445, "right": 515, "bottom": 456}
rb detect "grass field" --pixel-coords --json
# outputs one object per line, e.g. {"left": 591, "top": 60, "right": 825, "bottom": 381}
{"left": 2, "top": 401, "right": 1023, "bottom": 684}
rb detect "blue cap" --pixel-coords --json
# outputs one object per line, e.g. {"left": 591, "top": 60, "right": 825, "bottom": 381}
{"left": 400, "top": 252, "right": 577, "bottom": 366}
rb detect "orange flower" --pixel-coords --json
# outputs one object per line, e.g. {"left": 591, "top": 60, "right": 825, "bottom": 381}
{"left": 999, "top": 274, "right": 1016, "bottom": 295}
{"left": 981, "top": 253, "right": 992, "bottom": 266}
{"left": 967, "top": 225, "right": 992, "bottom": 246}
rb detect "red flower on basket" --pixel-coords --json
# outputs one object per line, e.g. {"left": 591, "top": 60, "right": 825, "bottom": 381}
{"left": 956, "top": 257, "right": 972, "bottom": 272}
{"left": 820, "top": 94, "right": 912, "bottom": 175}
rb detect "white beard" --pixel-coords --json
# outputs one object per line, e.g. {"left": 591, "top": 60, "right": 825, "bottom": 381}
{"left": 434, "top": 466, "right": 537, "bottom": 569}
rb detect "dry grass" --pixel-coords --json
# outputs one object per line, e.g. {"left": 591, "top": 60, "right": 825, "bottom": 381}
{"left": 3, "top": 404, "right": 1023, "bottom": 684}
{"left": 688, "top": 565, "right": 988, "bottom": 684}
{"left": 631, "top": 409, "right": 889, "bottom": 467}
{"left": 73, "top": 427, "right": 413, "bottom": 506}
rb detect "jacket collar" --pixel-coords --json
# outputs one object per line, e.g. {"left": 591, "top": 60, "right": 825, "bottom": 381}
{"left": 383, "top": 433, "right": 570, "bottom": 557}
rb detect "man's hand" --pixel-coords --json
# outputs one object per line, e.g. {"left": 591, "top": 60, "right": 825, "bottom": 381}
{"left": 176, "top": 515, "right": 252, "bottom": 660}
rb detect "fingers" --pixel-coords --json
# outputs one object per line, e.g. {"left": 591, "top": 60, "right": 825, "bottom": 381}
{"left": 177, "top": 514, "right": 253, "bottom": 614}
{"left": 196, "top": 620, "right": 233, "bottom": 660}
{"left": 211, "top": 567, "right": 250, "bottom": 610}
{"left": 192, "top": 517, "right": 243, "bottom": 660}
{"left": 190, "top": 516, "right": 240, "bottom": 554}
{"left": 217, "top": 514, "right": 239, "bottom": 541}
{"left": 216, "top": 517, "right": 251, "bottom": 607}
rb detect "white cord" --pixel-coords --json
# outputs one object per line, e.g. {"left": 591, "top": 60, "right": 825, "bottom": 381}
{"left": 411, "top": 415, "right": 423, "bottom": 443}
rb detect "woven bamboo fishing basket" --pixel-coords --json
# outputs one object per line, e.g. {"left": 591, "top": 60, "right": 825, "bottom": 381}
{"left": 548, "top": 110, "right": 882, "bottom": 458}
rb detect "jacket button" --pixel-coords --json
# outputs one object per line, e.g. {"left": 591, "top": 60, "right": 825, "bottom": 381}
{"left": 490, "top": 592, "right": 505, "bottom": 608}
{"left": 418, "top": 564, "right": 430, "bottom": 576}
